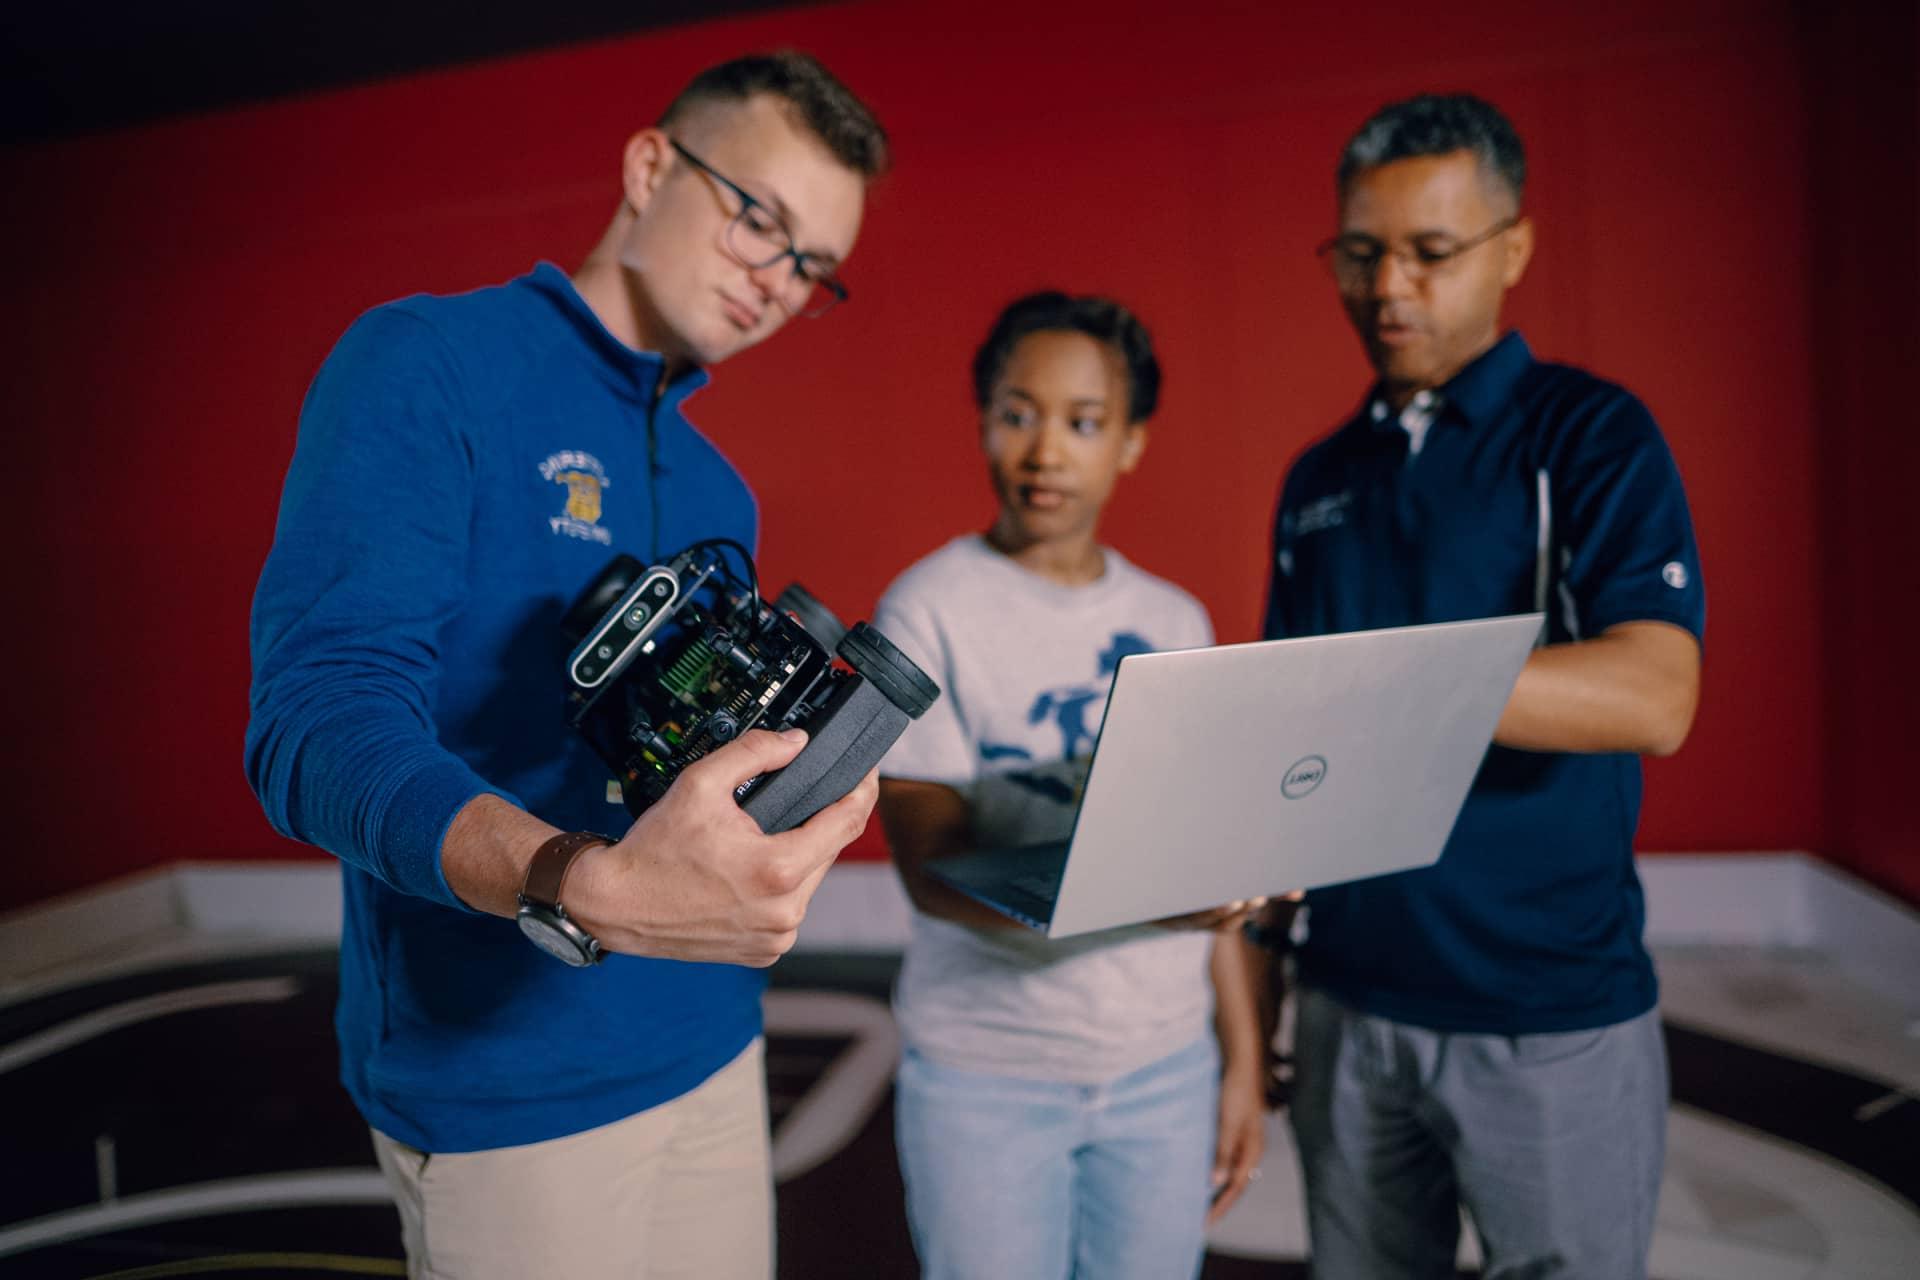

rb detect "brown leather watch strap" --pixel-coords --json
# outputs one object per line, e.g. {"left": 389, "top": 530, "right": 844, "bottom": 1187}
{"left": 522, "top": 831, "right": 613, "bottom": 909}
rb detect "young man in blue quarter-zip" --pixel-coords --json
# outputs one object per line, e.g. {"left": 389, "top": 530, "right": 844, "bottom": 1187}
{"left": 248, "top": 52, "right": 888, "bottom": 1280}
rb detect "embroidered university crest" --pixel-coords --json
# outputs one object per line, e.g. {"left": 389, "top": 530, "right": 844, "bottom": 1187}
{"left": 539, "top": 450, "right": 613, "bottom": 545}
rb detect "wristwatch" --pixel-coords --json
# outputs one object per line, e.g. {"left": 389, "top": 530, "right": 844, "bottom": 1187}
{"left": 516, "top": 831, "right": 614, "bottom": 966}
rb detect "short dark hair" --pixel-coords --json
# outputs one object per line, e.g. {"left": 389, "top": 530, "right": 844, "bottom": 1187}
{"left": 659, "top": 51, "right": 890, "bottom": 179}
{"left": 1337, "top": 93, "right": 1526, "bottom": 206}
{"left": 971, "top": 292, "right": 1162, "bottom": 424}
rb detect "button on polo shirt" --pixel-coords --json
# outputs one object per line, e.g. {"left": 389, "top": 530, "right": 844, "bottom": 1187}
{"left": 1264, "top": 332, "right": 1705, "bottom": 1035}
{"left": 1375, "top": 388, "right": 1441, "bottom": 458}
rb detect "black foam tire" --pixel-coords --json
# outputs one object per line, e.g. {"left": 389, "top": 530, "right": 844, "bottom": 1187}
{"left": 837, "top": 622, "right": 940, "bottom": 718}
{"left": 773, "top": 581, "right": 848, "bottom": 650}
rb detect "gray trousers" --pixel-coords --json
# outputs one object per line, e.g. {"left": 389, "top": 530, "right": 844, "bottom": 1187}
{"left": 1289, "top": 986, "right": 1666, "bottom": 1280}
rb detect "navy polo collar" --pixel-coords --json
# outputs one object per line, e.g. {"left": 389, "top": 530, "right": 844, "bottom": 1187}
{"left": 1437, "top": 330, "right": 1533, "bottom": 429}
{"left": 524, "top": 260, "right": 711, "bottom": 412}
{"left": 1361, "top": 330, "right": 1534, "bottom": 435}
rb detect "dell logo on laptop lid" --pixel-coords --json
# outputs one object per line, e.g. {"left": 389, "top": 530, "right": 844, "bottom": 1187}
{"left": 1282, "top": 755, "right": 1328, "bottom": 799}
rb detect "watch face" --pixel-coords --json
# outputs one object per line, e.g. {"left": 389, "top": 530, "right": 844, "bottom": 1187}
{"left": 518, "top": 910, "right": 593, "bottom": 967}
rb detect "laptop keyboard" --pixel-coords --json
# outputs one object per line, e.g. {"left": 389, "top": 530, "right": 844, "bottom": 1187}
{"left": 1008, "top": 867, "right": 1065, "bottom": 900}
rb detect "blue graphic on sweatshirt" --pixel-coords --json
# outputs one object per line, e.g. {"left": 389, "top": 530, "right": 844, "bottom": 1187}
{"left": 979, "top": 631, "right": 1154, "bottom": 765}
{"left": 1028, "top": 631, "right": 1153, "bottom": 757}
{"left": 1097, "top": 632, "right": 1153, "bottom": 677}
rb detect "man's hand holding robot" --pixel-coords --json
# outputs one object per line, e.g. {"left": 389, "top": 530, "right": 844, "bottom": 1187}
{"left": 515, "top": 541, "right": 940, "bottom": 967}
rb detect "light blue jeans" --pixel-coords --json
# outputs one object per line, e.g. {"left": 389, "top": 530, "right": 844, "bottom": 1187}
{"left": 893, "top": 1035, "right": 1218, "bottom": 1280}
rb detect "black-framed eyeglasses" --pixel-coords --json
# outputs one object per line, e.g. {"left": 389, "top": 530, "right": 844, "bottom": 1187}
{"left": 1315, "top": 215, "right": 1520, "bottom": 292}
{"left": 669, "top": 139, "right": 849, "bottom": 318}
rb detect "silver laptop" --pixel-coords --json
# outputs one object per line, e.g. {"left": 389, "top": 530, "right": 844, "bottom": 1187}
{"left": 927, "top": 613, "right": 1543, "bottom": 937}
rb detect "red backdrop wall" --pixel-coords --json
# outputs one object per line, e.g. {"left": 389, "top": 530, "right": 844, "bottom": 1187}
{"left": 2, "top": 0, "right": 1911, "bottom": 912}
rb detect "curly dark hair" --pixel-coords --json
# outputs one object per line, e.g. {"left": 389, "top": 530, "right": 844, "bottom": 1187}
{"left": 659, "top": 50, "right": 890, "bottom": 179}
{"left": 1338, "top": 93, "right": 1525, "bottom": 206}
{"left": 971, "top": 292, "right": 1161, "bottom": 424}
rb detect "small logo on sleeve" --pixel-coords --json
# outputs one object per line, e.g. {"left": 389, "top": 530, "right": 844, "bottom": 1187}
{"left": 1282, "top": 755, "right": 1328, "bottom": 799}
{"left": 540, "top": 451, "right": 613, "bottom": 545}
{"left": 1293, "top": 491, "right": 1354, "bottom": 537}
{"left": 1662, "top": 561, "right": 1689, "bottom": 590}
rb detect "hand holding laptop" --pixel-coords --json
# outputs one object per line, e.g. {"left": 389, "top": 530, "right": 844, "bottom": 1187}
{"left": 1152, "top": 896, "right": 1268, "bottom": 932}
{"left": 1152, "top": 887, "right": 1304, "bottom": 932}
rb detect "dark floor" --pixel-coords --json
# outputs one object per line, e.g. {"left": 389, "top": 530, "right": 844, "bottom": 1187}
{"left": 2, "top": 948, "right": 1913, "bottom": 1279}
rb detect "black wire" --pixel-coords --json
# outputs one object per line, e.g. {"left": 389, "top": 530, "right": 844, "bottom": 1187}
{"left": 681, "top": 538, "right": 760, "bottom": 615}
{"left": 646, "top": 405, "right": 661, "bottom": 563}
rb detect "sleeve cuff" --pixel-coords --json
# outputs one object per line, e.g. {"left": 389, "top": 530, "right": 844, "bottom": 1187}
{"left": 1587, "top": 608, "right": 1705, "bottom": 646}
{"left": 378, "top": 756, "right": 522, "bottom": 912}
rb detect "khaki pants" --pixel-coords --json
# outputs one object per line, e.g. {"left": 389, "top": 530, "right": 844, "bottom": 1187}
{"left": 372, "top": 1038, "right": 773, "bottom": 1280}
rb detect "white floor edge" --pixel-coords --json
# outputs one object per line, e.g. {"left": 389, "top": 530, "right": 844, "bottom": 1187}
{"left": 3, "top": 852, "right": 1917, "bottom": 1017}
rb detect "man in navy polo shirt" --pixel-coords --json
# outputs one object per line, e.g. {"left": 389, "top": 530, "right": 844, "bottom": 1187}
{"left": 1264, "top": 94, "right": 1704, "bottom": 1277}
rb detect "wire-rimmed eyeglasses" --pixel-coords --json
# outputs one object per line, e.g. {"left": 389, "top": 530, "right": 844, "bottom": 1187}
{"left": 1315, "top": 215, "right": 1520, "bottom": 292}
